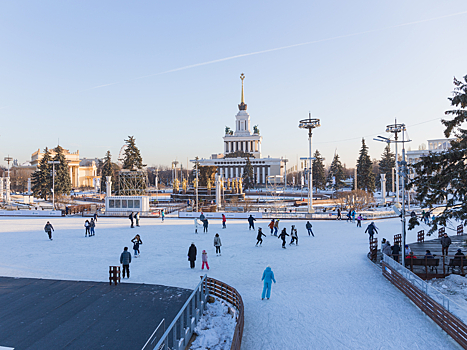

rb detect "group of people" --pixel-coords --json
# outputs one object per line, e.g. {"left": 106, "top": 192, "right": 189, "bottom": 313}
{"left": 195, "top": 213, "right": 209, "bottom": 233}
{"left": 128, "top": 212, "right": 140, "bottom": 228}
{"left": 84, "top": 218, "right": 96, "bottom": 237}
{"left": 187, "top": 233, "right": 222, "bottom": 270}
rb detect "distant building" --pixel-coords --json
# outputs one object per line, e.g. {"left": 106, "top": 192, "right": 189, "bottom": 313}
{"left": 196, "top": 74, "right": 284, "bottom": 185}
{"left": 30, "top": 149, "right": 99, "bottom": 188}
{"left": 406, "top": 138, "right": 455, "bottom": 179}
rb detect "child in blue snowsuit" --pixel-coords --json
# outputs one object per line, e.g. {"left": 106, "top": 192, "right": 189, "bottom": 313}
{"left": 261, "top": 266, "right": 276, "bottom": 300}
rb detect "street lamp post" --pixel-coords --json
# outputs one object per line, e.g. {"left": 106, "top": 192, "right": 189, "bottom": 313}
{"left": 299, "top": 113, "right": 320, "bottom": 214}
{"left": 48, "top": 161, "right": 60, "bottom": 210}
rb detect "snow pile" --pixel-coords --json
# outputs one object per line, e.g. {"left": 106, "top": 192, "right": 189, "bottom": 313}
{"left": 429, "top": 275, "right": 467, "bottom": 303}
{"left": 190, "top": 298, "right": 236, "bottom": 350}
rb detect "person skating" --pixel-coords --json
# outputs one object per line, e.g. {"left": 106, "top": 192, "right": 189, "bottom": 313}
{"left": 44, "top": 221, "right": 54, "bottom": 240}
{"left": 201, "top": 250, "right": 210, "bottom": 270}
{"left": 337, "top": 208, "right": 342, "bottom": 220}
{"left": 90, "top": 218, "right": 96, "bottom": 236}
{"left": 135, "top": 212, "right": 140, "bottom": 227}
{"left": 214, "top": 233, "right": 222, "bottom": 255}
{"left": 194, "top": 217, "right": 199, "bottom": 234}
{"left": 256, "top": 228, "right": 266, "bottom": 246}
{"left": 120, "top": 247, "right": 132, "bottom": 278}
{"left": 268, "top": 219, "right": 275, "bottom": 235}
{"left": 273, "top": 219, "right": 279, "bottom": 236}
{"left": 131, "top": 234, "right": 142, "bottom": 257}
{"left": 289, "top": 225, "right": 298, "bottom": 245}
{"left": 305, "top": 221, "right": 314, "bottom": 237}
{"left": 199, "top": 212, "right": 205, "bottom": 222}
{"left": 203, "top": 218, "right": 209, "bottom": 233}
{"left": 188, "top": 243, "right": 197, "bottom": 268}
{"left": 261, "top": 265, "right": 276, "bottom": 300}
{"left": 248, "top": 215, "right": 256, "bottom": 230}
{"left": 129, "top": 212, "right": 134, "bottom": 228}
{"left": 356, "top": 215, "right": 362, "bottom": 228}
{"left": 93, "top": 212, "right": 98, "bottom": 222}
{"left": 222, "top": 214, "right": 226, "bottom": 229}
{"left": 351, "top": 210, "right": 356, "bottom": 222}
{"left": 365, "top": 222, "right": 378, "bottom": 241}
{"left": 278, "top": 228, "right": 289, "bottom": 249}
{"left": 84, "top": 220, "right": 90, "bottom": 237}
{"left": 346, "top": 210, "right": 352, "bottom": 222}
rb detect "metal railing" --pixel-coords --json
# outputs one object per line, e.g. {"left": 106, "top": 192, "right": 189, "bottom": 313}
{"left": 383, "top": 254, "right": 467, "bottom": 326}
{"left": 141, "top": 319, "right": 165, "bottom": 350}
{"left": 151, "top": 275, "right": 208, "bottom": 350}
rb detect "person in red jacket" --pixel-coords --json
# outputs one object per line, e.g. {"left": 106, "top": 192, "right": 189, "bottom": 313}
{"left": 222, "top": 214, "right": 226, "bottom": 229}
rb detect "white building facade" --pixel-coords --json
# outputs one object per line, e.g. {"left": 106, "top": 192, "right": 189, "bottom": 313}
{"left": 197, "top": 75, "right": 284, "bottom": 185}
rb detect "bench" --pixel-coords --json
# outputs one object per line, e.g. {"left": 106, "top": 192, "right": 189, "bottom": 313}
{"left": 405, "top": 258, "right": 439, "bottom": 273}
{"left": 448, "top": 259, "right": 466, "bottom": 273}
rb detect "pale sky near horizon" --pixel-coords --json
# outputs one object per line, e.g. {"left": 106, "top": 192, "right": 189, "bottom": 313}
{"left": 1, "top": 1, "right": 466, "bottom": 170}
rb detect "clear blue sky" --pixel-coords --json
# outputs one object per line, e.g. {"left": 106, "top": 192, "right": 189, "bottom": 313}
{"left": 1, "top": 1, "right": 466, "bottom": 170}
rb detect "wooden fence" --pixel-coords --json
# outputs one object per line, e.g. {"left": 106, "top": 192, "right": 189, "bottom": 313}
{"left": 383, "top": 261, "right": 467, "bottom": 349}
{"left": 204, "top": 277, "right": 244, "bottom": 350}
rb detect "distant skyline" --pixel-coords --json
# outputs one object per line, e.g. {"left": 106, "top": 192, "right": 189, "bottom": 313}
{"left": 1, "top": 1, "right": 466, "bottom": 170}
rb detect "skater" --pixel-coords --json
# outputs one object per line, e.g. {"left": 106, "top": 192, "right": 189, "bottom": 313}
{"left": 441, "top": 233, "right": 451, "bottom": 257}
{"left": 120, "top": 247, "right": 131, "bottom": 278}
{"left": 222, "top": 214, "right": 226, "bottom": 229}
{"left": 351, "top": 210, "right": 356, "bottom": 222}
{"left": 214, "top": 233, "right": 222, "bottom": 255}
{"left": 89, "top": 218, "right": 96, "bottom": 236}
{"left": 93, "top": 212, "right": 98, "bottom": 222}
{"left": 305, "top": 221, "right": 314, "bottom": 237}
{"left": 203, "top": 217, "right": 209, "bottom": 233}
{"left": 188, "top": 242, "right": 197, "bottom": 269}
{"left": 248, "top": 215, "right": 256, "bottom": 230}
{"left": 365, "top": 222, "right": 378, "bottom": 241}
{"left": 278, "top": 228, "right": 289, "bottom": 249}
{"left": 256, "top": 228, "right": 266, "bottom": 246}
{"left": 268, "top": 219, "right": 275, "bottom": 235}
{"left": 356, "top": 215, "right": 362, "bottom": 228}
{"left": 44, "top": 221, "right": 54, "bottom": 240}
{"left": 199, "top": 212, "right": 205, "bottom": 222}
{"left": 131, "top": 234, "right": 142, "bottom": 257}
{"left": 129, "top": 212, "right": 134, "bottom": 228}
{"left": 289, "top": 225, "right": 298, "bottom": 245}
{"left": 84, "top": 219, "right": 90, "bottom": 237}
{"left": 261, "top": 265, "right": 276, "bottom": 300}
{"left": 135, "top": 212, "right": 140, "bottom": 227}
{"left": 337, "top": 208, "right": 342, "bottom": 220}
{"left": 194, "top": 217, "right": 199, "bottom": 234}
{"left": 273, "top": 219, "right": 279, "bottom": 236}
{"left": 201, "top": 250, "right": 210, "bottom": 270}
{"left": 161, "top": 209, "right": 165, "bottom": 222}
{"left": 346, "top": 210, "right": 352, "bottom": 222}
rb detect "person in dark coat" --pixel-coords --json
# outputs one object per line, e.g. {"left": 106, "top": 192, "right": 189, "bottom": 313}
{"left": 93, "top": 212, "right": 98, "bottom": 222}
{"left": 188, "top": 243, "right": 197, "bottom": 268}
{"left": 90, "top": 218, "right": 96, "bottom": 236}
{"left": 425, "top": 250, "right": 434, "bottom": 258}
{"left": 256, "top": 228, "right": 266, "bottom": 246}
{"left": 391, "top": 243, "right": 401, "bottom": 262}
{"left": 129, "top": 212, "right": 134, "bottom": 228}
{"left": 365, "top": 222, "right": 378, "bottom": 241}
{"left": 131, "top": 234, "right": 142, "bottom": 257}
{"left": 441, "top": 233, "right": 451, "bottom": 257}
{"left": 248, "top": 215, "right": 256, "bottom": 230}
{"left": 203, "top": 218, "right": 209, "bottom": 233}
{"left": 305, "top": 221, "right": 314, "bottom": 237}
{"left": 84, "top": 220, "right": 90, "bottom": 237}
{"left": 454, "top": 249, "right": 465, "bottom": 261}
{"left": 278, "top": 228, "right": 289, "bottom": 249}
{"left": 289, "top": 225, "right": 298, "bottom": 245}
{"left": 44, "top": 221, "right": 54, "bottom": 240}
{"left": 120, "top": 247, "right": 132, "bottom": 278}
{"left": 337, "top": 208, "right": 341, "bottom": 220}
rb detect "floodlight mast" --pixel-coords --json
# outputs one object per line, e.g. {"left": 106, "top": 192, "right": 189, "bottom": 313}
{"left": 298, "top": 113, "right": 320, "bottom": 214}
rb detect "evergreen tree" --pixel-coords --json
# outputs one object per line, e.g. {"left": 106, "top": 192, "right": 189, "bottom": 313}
{"left": 356, "top": 138, "right": 375, "bottom": 192}
{"left": 31, "top": 147, "right": 52, "bottom": 199}
{"left": 101, "top": 151, "right": 113, "bottom": 194}
{"left": 122, "top": 136, "right": 145, "bottom": 170}
{"left": 242, "top": 156, "right": 254, "bottom": 190}
{"left": 52, "top": 146, "right": 72, "bottom": 196}
{"left": 409, "top": 75, "right": 467, "bottom": 233}
{"left": 327, "top": 153, "right": 345, "bottom": 189}
{"left": 312, "top": 150, "right": 326, "bottom": 190}
{"left": 378, "top": 144, "right": 395, "bottom": 195}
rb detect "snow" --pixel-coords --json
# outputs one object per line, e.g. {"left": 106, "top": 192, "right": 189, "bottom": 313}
{"left": 190, "top": 298, "right": 236, "bottom": 350}
{"left": 0, "top": 216, "right": 463, "bottom": 349}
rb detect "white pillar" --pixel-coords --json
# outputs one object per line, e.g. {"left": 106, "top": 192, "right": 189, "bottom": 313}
{"left": 106, "top": 176, "right": 112, "bottom": 197}
{"left": 240, "top": 167, "right": 244, "bottom": 177}
{"left": 262, "top": 167, "right": 265, "bottom": 184}
{"left": 235, "top": 167, "right": 239, "bottom": 178}
{"left": 257, "top": 167, "right": 261, "bottom": 184}
{"left": 27, "top": 178, "right": 31, "bottom": 195}
{"left": 243, "top": 141, "right": 246, "bottom": 152}
{"left": 381, "top": 174, "right": 386, "bottom": 203}
{"left": 230, "top": 167, "right": 234, "bottom": 178}
{"left": 219, "top": 168, "right": 223, "bottom": 178}
{"left": 5, "top": 177, "right": 10, "bottom": 203}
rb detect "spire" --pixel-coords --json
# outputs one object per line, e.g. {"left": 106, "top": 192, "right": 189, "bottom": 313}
{"left": 238, "top": 73, "right": 247, "bottom": 110}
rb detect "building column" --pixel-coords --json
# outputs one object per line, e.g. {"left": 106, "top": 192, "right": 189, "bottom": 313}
{"left": 230, "top": 167, "right": 234, "bottom": 178}
{"left": 235, "top": 167, "right": 239, "bottom": 178}
{"left": 240, "top": 167, "right": 244, "bottom": 177}
{"left": 262, "top": 167, "right": 266, "bottom": 184}
{"left": 257, "top": 167, "right": 261, "bottom": 184}
{"left": 219, "top": 168, "right": 223, "bottom": 178}
{"left": 267, "top": 166, "right": 270, "bottom": 179}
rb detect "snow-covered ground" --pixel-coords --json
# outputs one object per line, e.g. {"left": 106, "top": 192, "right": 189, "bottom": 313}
{"left": 0, "top": 216, "right": 462, "bottom": 349}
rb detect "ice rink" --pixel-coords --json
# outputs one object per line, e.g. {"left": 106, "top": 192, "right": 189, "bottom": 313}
{"left": 0, "top": 216, "right": 462, "bottom": 350}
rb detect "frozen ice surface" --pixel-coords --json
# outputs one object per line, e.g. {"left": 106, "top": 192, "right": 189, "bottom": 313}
{"left": 0, "top": 216, "right": 462, "bottom": 349}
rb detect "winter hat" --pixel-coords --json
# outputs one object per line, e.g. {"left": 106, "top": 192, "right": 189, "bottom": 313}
{"left": 202, "top": 250, "right": 206, "bottom": 253}
{"left": 458, "top": 249, "right": 462, "bottom": 252}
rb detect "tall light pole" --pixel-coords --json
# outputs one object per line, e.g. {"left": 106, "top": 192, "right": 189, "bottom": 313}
{"left": 299, "top": 113, "right": 320, "bottom": 214}
{"left": 4, "top": 156, "right": 13, "bottom": 204}
{"left": 48, "top": 161, "right": 60, "bottom": 210}
{"left": 282, "top": 158, "right": 288, "bottom": 190}
{"left": 374, "top": 122, "right": 411, "bottom": 267}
